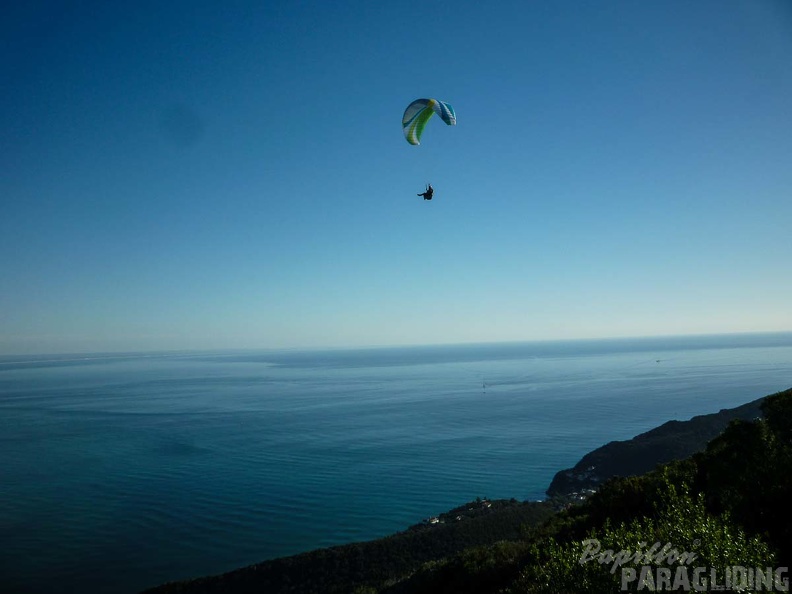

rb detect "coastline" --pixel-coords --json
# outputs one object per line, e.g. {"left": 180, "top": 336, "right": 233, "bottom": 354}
{"left": 141, "top": 389, "right": 783, "bottom": 593}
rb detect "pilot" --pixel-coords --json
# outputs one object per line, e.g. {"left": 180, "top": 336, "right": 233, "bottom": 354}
{"left": 417, "top": 184, "right": 434, "bottom": 200}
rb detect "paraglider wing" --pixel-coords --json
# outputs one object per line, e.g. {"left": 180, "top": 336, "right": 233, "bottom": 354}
{"left": 402, "top": 98, "right": 456, "bottom": 145}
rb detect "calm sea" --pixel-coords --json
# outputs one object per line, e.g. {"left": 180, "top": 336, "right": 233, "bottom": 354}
{"left": 1, "top": 333, "right": 791, "bottom": 593}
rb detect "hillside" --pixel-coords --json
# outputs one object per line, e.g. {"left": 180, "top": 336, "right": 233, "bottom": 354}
{"left": 142, "top": 387, "right": 792, "bottom": 593}
{"left": 142, "top": 499, "right": 556, "bottom": 594}
{"left": 546, "top": 396, "right": 766, "bottom": 496}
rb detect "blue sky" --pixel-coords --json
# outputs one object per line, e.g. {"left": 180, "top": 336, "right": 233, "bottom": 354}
{"left": 2, "top": 0, "right": 791, "bottom": 354}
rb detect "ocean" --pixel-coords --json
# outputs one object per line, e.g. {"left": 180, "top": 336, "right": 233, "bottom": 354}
{"left": 1, "top": 333, "right": 791, "bottom": 593}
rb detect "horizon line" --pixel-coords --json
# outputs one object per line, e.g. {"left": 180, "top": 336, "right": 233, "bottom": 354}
{"left": 2, "top": 329, "right": 792, "bottom": 360}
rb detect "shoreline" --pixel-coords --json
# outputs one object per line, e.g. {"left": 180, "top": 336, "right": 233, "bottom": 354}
{"left": 141, "top": 389, "right": 783, "bottom": 593}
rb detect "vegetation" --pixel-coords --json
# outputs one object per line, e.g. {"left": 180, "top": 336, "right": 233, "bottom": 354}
{"left": 546, "top": 396, "right": 765, "bottom": 497}
{"left": 144, "top": 388, "right": 792, "bottom": 594}
{"left": 142, "top": 499, "right": 556, "bottom": 594}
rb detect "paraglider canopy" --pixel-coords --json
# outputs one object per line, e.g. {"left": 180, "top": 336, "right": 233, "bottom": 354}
{"left": 402, "top": 98, "right": 456, "bottom": 145}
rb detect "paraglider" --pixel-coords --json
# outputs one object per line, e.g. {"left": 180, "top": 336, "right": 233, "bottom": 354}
{"left": 403, "top": 98, "right": 455, "bottom": 201}
{"left": 402, "top": 98, "right": 456, "bottom": 146}
{"left": 417, "top": 184, "right": 434, "bottom": 200}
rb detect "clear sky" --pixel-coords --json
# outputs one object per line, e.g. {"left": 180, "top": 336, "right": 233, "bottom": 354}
{"left": 2, "top": 0, "right": 791, "bottom": 355}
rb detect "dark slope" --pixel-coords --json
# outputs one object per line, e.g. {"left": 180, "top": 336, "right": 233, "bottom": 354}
{"left": 141, "top": 499, "right": 555, "bottom": 594}
{"left": 143, "top": 388, "right": 789, "bottom": 594}
{"left": 546, "top": 396, "right": 765, "bottom": 497}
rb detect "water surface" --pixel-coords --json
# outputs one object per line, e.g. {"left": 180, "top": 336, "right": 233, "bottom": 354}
{"left": 1, "top": 333, "right": 791, "bottom": 593}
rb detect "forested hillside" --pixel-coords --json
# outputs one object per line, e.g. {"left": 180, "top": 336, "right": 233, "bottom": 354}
{"left": 145, "top": 388, "right": 792, "bottom": 593}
